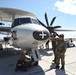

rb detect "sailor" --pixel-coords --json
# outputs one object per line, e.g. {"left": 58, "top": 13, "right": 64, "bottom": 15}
{"left": 55, "top": 34, "right": 67, "bottom": 70}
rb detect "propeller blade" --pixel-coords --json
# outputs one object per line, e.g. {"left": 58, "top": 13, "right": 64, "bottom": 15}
{"left": 45, "top": 13, "right": 49, "bottom": 26}
{"left": 53, "top": 26, "right": 61, "bottom": 29}
{"left": 50, "top": 17, "right": 56, "bottom": 26}
{"left": 53, "top": 31, "right": 59, "bottom": 37}
{"left": 46, "top": 40, "right": 50, "bottom": 48}
{"left": 37, "top": 19, "right": 47, "bottom": 28}
{"left": 46, "top": 31, "right": 59, "bottom": 47}
{"left": 46, "top": 26, "right": 61, "bottom": 34}
{"left": 46, "top": 27, "right": 54, "bottom": 33}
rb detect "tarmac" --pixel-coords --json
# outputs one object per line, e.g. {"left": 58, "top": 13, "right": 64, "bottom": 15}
{"left": 0, "top": 42, "right": 76, "bottom": 75}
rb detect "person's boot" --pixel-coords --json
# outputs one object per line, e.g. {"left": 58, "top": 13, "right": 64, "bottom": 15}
{"left": 61, "top": 65, "right": 65, "bottom": 70}
{"left": 56, "top": 65, "right": 59, "bottom": 69}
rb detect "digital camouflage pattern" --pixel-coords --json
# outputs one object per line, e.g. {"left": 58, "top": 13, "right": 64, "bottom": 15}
{"left": 56, "top": 39, "right": 67, "bottom": 66}
{"left": 56, "top": 39, "right": 67, "bottom": 53}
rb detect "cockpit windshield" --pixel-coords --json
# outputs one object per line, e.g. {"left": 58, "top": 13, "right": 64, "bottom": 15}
{"left": 12, "top": 17, "right": 40, "bottom": 28}
{"left": 31, "top": 18, "right": 40, "bottom": 25}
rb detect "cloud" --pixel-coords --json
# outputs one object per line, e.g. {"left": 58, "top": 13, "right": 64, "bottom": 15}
{"left": 55, "top": 0, "right": 76, "bottom": 15}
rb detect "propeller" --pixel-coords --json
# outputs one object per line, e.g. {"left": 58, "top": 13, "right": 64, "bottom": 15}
{"left": 38, "top": 13, "right": 76, "bottom": 49}
{"left": 37, "top": 13, "right": 61, "bottom": 37}
{"left": 44, "top": 12, "right": 61, "bottom": 34}
{"left": 37, "top": 13, "right": 61, "bottom": 49}
{"left": 44, "top": 13, "right": 61, "bottom": 47}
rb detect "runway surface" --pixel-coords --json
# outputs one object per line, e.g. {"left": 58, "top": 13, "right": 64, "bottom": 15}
{"left": 0, "top": 42, "right": 76, "bottom": 75}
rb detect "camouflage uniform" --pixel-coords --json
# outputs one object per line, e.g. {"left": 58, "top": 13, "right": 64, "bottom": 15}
{"left": 56, "top": 38, "right": 67, "bottom": 69}
{"left": 51, "top": 36, "right": 57, "bottom": 62}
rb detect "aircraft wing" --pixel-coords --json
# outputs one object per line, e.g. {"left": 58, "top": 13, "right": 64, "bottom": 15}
{"left": 55, "top": 29, "right": 76, "bottom": 31}
{"left": 0, "top": 7, "right": 36, "bottom": 22}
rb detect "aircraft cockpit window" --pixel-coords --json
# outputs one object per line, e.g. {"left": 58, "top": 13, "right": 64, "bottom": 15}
{"left": 31, "top": 18, "right": 40, "bottom": 25}
{"left": 12, "top": 18, "right": 31, "bottom": 27}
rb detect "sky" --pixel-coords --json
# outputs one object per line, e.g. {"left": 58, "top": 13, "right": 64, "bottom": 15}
{"left": 0, "top": 0, "right": 76, "bottom": 39}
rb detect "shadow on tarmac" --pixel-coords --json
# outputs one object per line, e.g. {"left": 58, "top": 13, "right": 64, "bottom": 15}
{"left": 0, "top": 53, "right": 45, "bottom": 75}
{"left": 50, "top": 63, "right": 68, "bottom": 75}
{"left": 45, "top": 63, "right": 68, "bottom": 75}
{"left": 55, "top": 69, "right": 68, "bottom": 75}
{"left": 0, "top": 48, "right": 21, "bottom": 58}
{"left": 23, "top": 65, "right": 45, "bottom": 75}
{"left": 39, "top": 48, "right": 53, "bottom": 57}
{"left": 0, "top": 48, "right": 46, "bottom": 75}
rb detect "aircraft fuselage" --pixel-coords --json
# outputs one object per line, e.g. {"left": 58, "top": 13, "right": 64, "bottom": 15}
{"left": 11, "top": 16, "right": 50, "bottom": 49}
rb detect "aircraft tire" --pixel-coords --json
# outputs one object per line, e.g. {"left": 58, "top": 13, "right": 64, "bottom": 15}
{"left": 73, "top": 44, "right": 75, "bottom": 47}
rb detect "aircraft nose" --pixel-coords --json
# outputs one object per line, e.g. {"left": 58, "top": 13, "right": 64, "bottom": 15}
{"left": 33, "top": 30, "right": 50, "bottom": 41}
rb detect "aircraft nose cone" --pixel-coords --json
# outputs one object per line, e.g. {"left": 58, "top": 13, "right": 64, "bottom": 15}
{"left": 33, "top": 30, "right": 49, "bottom": 41}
